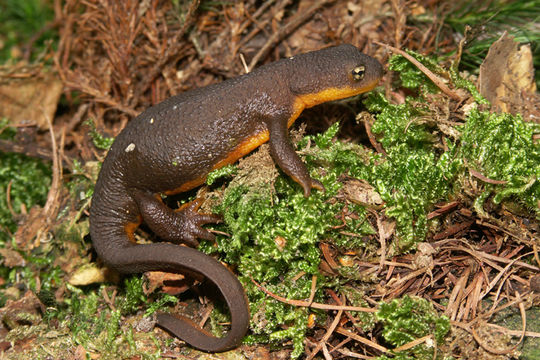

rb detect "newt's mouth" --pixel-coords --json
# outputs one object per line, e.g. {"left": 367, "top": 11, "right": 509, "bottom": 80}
{"left": 360, "top": 76, "right": 383, "bottom": 94}
{"left": 297, "top": 78, "right": 382, "bottom": 109}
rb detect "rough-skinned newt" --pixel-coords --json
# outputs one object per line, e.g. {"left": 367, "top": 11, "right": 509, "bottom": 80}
{"left": 90, "top": 44, "right": 383, "bottom": 352}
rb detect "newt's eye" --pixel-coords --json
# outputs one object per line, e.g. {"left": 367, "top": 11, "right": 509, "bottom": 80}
{"left": 352, "top": 66, "right": 365, "bottom": 81}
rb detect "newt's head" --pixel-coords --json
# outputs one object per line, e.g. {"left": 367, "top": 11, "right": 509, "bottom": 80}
{"left": 286, "top": 44, "right": 383, "bottom": 108}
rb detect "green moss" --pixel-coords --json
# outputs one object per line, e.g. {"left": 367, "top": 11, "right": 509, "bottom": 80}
{"left": 64, "top": 282, "right": 164, "bottom": 358}
{"left": 376, "top": 295, "right": 450, "bottom": 360}
{"left": 363, "top": 92, "right": 461, "bottom": 251}
{"left": 67, "top": 289, "right": 102, "bottom": 344}
{"left": 86, "top": 119, "right": 115, "bottom": 150}
{"left": 207, "top": 164, "right": 237, "bottom": 185}
{"left": 388, "top": 52, "right": 443, "bottom": 93}
{"left": 449, "top": 70, "right": 489, "bottom": 105}
{"left": 340, "top": 286, "right": 376, "bottom": 331}
{"left": 197, "top": 90, "right": 461, "bottom": 353}
{"left": 105, "top": 309, "right": 122, "bottom": 352}
{"left": 460, "top": 107, "right": 540, "bottom": 215}
{"left": 332, "top": 203, "right": 376, "bottom": 249}
{"left": 0, "top": 117, "right": 17, "bottom": 139}
{"left": 0, "top": 152, "right": 51, "bottom": 242}
{"left": 358, "top": 52, "right": 538, "bottom": 248}
{"left": 120, "top": 276, "right": 147, "bottom": 315}
{"left": 144, "top": 292, "right": 178, "bottom": 317}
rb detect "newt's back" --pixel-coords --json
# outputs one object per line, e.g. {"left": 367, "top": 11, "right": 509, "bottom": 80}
{"left": 101, "top": 62, "right": 291, "bottom": 194}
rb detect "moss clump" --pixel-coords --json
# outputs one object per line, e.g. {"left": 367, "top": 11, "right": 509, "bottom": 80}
{"left": 460, "top": 107, "right": 540, "bottom": 216}
{"left": 64, "top": 279, "right": 165, "bottom": 359}
{"left": 86, "top": 119, "right": 114, "bottom": 150}
{"left": 0, "top": 154, "right": 51, "bottom": 242}
{"left": 376, "top": 295, "right": 450, "bottom": 360}
{"left": 206, "top": 164, "right": 237, "bottom": 185}
{"left": 0, "top": 118, "right": 52, "bottom": 242}
{"left": 388, "top": 50, "right": 443, "bottom": 93}
{"left": 364, "top": 91, "right": 461, "bottom": 251}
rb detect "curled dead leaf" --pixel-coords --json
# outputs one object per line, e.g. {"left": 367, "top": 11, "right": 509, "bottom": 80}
{"left": 0, "top": 68, "right": 63, "bottom": 129}
{"left": 69, "top": 264, "right": 108, "bottom": 286}
{"left": 144, "top": 271, "right": 188, "bottom": 295}
{"left": 479, "top": 32, "right": 537, "bottom": 115}
{"left": 343, "top": 179, "right": 383, "bottom": 208}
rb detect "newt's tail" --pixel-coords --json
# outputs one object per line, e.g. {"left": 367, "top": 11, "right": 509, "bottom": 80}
{"left": 90, "top": 177, "right": 249, "bottom": 351}
{"left": 96, "top": 240, "right": 249, "bottom": 352}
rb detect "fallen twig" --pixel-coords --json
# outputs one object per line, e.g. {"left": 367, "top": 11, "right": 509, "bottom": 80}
{"left": 469, "top": 169, "right": 508, "bottom": 185}
{"left": 335, "top": 326, "right": 388, "bottom": 353}
{"left": 251, "top": 277, "right": 376, "bottom": 313}
{"left": 373, "top": 41, "right": 463, "bottom": 101}
{"left": 307, "top": 296, "right": 344, "bottom": 360}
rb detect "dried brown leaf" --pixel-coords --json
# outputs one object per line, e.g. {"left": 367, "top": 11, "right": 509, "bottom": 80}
{"left": 479, "top": 32, "right": 537, "bottom": 115}
{"left": 0, "top": 70, "right": 62, "bottom": 129}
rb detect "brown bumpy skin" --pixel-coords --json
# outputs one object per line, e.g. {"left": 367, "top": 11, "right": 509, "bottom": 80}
{"left": 90, "top": 44, "right": 383, "bottom": 352}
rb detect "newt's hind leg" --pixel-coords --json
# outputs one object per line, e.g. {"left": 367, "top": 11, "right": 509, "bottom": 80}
{"left": 131, "top": 189, "right": 221, "bottom": 247}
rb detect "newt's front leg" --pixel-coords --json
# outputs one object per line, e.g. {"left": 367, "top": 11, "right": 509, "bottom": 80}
{"left": 267, "top": 117, "right": 324, "bottom": 197}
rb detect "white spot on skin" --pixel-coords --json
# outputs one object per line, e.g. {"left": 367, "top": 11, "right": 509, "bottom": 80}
{"left": 125, "top": 143, "right": 136, "bottom": 152}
